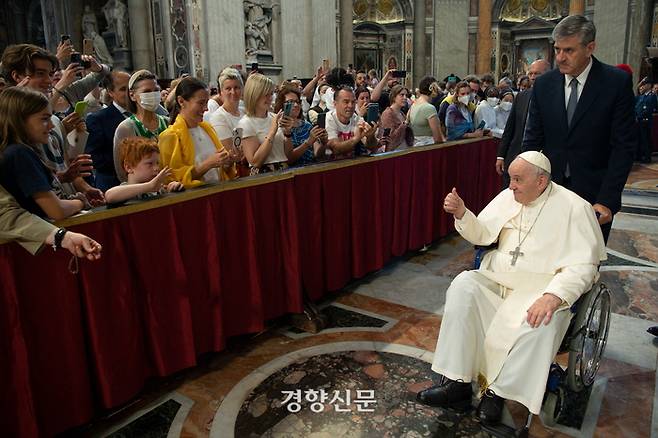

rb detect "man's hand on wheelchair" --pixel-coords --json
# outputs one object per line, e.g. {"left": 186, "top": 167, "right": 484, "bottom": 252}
{"left": 592, "top": 203, "right": 612, "bottom": 225}
{"left": 526, "top": 293, "right": 563, "bottom": 328}
{"left": 444, "top": 187, "right": 466, "bottom": 219}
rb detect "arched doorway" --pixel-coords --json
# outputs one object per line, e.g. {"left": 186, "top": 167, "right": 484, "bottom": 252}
{"left": 492, "top": 0, "right": 568, "bottom": 78}
{"left": 352, "top": 0, "right": 410, "bottom": 77}
{"left": 354, "top": 22, "right": 386, "bottom": 74}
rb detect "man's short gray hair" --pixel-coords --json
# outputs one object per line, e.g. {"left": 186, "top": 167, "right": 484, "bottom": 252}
{"left": 552, "top": 15, "right": 596, "bottom": 46}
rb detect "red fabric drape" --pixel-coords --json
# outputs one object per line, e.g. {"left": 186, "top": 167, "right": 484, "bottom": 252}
{"left": 0, "top": 139, "right": 499, "bottom": 436}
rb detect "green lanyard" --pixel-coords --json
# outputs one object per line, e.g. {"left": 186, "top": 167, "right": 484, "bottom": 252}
{"left": 130, "top": 114, "right": 167, "bottom": 139}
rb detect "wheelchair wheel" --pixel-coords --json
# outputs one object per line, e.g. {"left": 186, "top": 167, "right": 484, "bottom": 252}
{"left": 567, "top": 283, "right": 611, "bottom": 392}
{"left": 541, "top": 387, "right": 564, "bottom": 427}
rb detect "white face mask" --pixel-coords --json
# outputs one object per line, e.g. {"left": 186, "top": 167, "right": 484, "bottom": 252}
{"left": 458, "top": 95, "right": 470, "bottom": 106}
{"left": 139, "top": 91, "right": 162, "bottom": 112}
{"left": 487, "top": 97, "right": 499, "bottom": 106}
{"left": 499, "top": 101, "right": 513, "bottom": 111}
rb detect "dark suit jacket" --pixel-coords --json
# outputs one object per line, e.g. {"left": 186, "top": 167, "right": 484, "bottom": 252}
{"left": 522, "top": 56, "right": 636, "bottom": 214}
{"left": 85, "top": 104, "right": 126, "bottom": 176}
{"left": 498, "top": 88, "right": 532, "bottom": 167}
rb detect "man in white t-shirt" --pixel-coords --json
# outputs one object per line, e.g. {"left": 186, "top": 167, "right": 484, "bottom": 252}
{"left": 326, "top": 86, "right": 379, "bottom": 159}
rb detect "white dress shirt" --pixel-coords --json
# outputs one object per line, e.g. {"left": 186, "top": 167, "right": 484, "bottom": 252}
{"left": 564, "top": 57, "right": 593, "bottom": 108}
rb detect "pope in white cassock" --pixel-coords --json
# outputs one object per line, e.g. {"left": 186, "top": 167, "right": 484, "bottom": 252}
{"left": 416, "top": 151, "right": 606, "bottom": 425}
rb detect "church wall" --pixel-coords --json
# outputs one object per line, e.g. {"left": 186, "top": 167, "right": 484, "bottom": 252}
{"left": 202, "top": 0, "right": 245, "bottom": 86}
{"left": 435, "top": 0, "right": 470, "bottom": 79}
{"left": 627, "top": 0, "right": 654, "bottom": 85}
{"left": 310, "top": 0, "right": 338, "bottom": 76}
{"left": 593, "top": 1, "right": 630, "bottom": 66}
{"left": 280, "top": 0, "right": 313, "bottom": 79}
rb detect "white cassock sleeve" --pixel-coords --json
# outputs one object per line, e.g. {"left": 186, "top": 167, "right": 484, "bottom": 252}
{"left": 544, "top": 263, "right": 598, "bottom": 306}
{"left": 454, "top": 208, "right": 500, "bottom": 246}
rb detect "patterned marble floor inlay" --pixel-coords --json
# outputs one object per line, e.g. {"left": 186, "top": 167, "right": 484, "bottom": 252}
{"left": 599, "top": 269, "right": 658, "bottom": 321}
{"left": 234, "top": 350, "right": 493, "bottom": 437}
{"left": 283, "top": 303, "right": 394, "bottom": 339}
{"left": 107, "top": 399, "right": 181, "bottom": 438}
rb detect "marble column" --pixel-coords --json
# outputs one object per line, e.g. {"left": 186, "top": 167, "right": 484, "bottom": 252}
{"left": 413, "top": 0, "right": 426, "bottom": 85}
{"left": 339, "top": 0, "right": 353, "bottom": 69}
{"left": 569, "top": 0, "right": 585, "bottom": 15}
{"left": 476, "top": 0, "right": 492, "bottom": 75}
{"left": 128, "top": 0, "right": 155, "bottom": 70}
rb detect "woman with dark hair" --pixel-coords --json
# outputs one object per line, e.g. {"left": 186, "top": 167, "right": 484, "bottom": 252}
{"left": 273, "top": 84, "right": 328, "bottom": 166}
{"left": 409, "top": 76, "right": 445, "bottom": 145}
{"left": 113, "top": 69, "right": 169, "bottom": 181}
{"left": 474, "top": 86, "right": 502, "bottom": 138}
{"left": 324, "top": 67, "right": 354, "bottom": 91}
{"left": 517, "top": 75, "right": 530, "bottom": 92}
{"left": 354, "top": 85, "right": 371, "bottom": 119}
{"left": 0, "top": 87, "right": 86, "bottom": 219}
{"left": 158, "top": 76, "right": 238, "bottom": 188}
{"left": 446, "top": 81, "right": 484, "bottom": 141}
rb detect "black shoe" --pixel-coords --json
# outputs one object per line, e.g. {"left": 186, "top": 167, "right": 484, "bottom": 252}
{"left": 648, "top": 326, "right": 658, "bottom": 336}
{"left": 416, "top": 377, "right": 472, "bottom": 410}
{"left": 476, "top": 389, "right": 505, "bottom": 425}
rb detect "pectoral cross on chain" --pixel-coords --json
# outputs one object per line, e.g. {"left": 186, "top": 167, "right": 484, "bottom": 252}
{"left": 509, "top": 246, "right": 524, "bottom": 266}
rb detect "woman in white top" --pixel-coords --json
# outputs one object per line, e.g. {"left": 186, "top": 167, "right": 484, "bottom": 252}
{"left": 237, "top": 73, "right": 293, "bottom": 175}
{"left": 113, "top": 70, "right": 169, "bottom": 181}
{"left": 474, "top": 87, "right": 504, "bottom": 138}
{"left": 210, "top": 67, "right": 245, "bottom": 148}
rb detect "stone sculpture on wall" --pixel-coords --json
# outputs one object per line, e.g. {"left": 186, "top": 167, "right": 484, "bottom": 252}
{"left": 82, "top": 5, "right": 114, "bottom": 64}
{"left": 103, "top": 0, "right": 129, "bottom": 48}
{"left": 244, "top": 0, "right": 272, "bottom": 56}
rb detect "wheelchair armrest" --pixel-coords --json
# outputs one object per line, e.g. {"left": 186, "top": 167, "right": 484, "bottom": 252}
{"left": 473, "top": 243, "right": 499, "bottom": 269}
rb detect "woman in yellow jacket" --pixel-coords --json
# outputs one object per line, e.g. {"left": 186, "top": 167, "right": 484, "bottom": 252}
{"left": 159, "top": 77, "right": 238, "bottom": 188}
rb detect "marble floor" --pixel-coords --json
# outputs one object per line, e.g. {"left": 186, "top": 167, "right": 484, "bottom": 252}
{"left": 75, "top": 165, "right": 658, "bottom": 438}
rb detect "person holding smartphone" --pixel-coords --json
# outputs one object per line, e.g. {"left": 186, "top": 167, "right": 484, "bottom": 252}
{"left": 474, "top": 87, "right": 503, "bottom": 138}
{"left": 325, "top": 86, "right": 379, "bottom": 159}
{"left": 210, "top": 67, "right": 246, "bottom": 167}
{"left": 379, "top": 85, "right": 413, "bottom": 151}
{"left": 274, "top": 84, "right": 328, "bottom": 166}
{"left": 446, "top": 81, "right": 484, "bottom": 141}
{"left": 237, "top": 74, "right": 291, "bottom": 174}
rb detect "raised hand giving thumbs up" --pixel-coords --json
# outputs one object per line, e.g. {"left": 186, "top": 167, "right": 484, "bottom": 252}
{"left": 444, "top": 187, "right": 466, "bottom": 219}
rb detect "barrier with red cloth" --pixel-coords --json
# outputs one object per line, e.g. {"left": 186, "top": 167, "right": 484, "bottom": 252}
{"left": 0, "top": 138, "right": 500, "bottom": 437}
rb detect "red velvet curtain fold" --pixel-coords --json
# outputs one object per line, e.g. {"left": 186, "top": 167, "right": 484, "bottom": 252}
{"left": 0, "top": 139, "right": 499, "bottom": 436}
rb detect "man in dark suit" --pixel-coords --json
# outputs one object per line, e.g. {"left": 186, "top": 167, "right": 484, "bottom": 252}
{"left": 635, "top": 79, "right": 657, "bottom": 163}
{"left": 523, "top": 15, "right": 636, "bottom": 241}
{"left": 85, "top": 70, "right": 131, "bottom": 191}
{"left": 497, "top": 59, "right": 551, "bottom": 187}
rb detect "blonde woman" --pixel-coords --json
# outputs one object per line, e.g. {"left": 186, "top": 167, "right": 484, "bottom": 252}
{"left": 237, "top": 73, "right": 293, "bottom": 174}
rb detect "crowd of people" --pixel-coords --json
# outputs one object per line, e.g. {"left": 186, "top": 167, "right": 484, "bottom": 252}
{"left": 0, "top": 13, "right": 648, "bottom": 432}
{"left": 0, "top": 13, "right": 646, "bottom": 258}
{"left": 0, "top": 41, "right": 548, "bottom": 225}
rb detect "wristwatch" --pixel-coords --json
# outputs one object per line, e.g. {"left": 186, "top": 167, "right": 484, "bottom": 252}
{"left": 53, "top": 228, "right": 68, "bottom": 251}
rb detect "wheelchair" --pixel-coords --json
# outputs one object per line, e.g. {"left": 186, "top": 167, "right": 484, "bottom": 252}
{"left": 472, "top": 247, "right": 611, "bottom": 437}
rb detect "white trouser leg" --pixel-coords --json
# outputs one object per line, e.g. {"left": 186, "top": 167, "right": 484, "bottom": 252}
{"left": 488, "top": 309, "right": 571, "bottom": 414}
{"left": 431, "top": 271, "right": 503, "bottom": 382}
